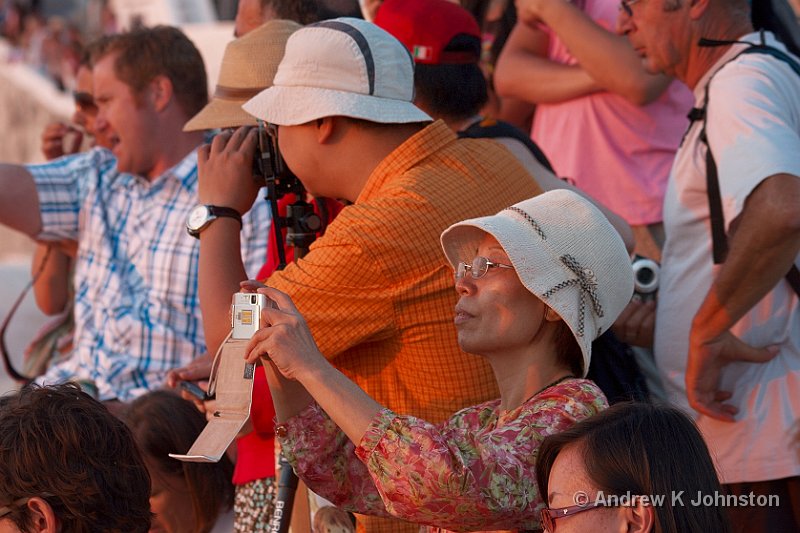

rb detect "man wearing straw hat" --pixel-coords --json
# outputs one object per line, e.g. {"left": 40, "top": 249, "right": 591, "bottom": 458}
{"left": 195, "top": 18, "right": 547, "bottom": 532}
{"left": 178, "top": 19, "right": 313, "bottom": 532}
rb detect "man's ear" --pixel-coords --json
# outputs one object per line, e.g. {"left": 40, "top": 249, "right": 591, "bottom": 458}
{"left": 148, "top": 75, "right": 174, "bottom": 113}
{"left": 25, "top": 497, "right": 59, "bottom": 533}
{"left": 315, "top": 116, "right": 337, "bottom": 144}
{"left": 688, "top": 0, "right": 711, "bottom": 20}
{"left": 624, "top": 499, "right": 655, "bottom": 533}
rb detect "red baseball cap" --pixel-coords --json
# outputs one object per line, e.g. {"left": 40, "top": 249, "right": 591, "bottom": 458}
{"left": 374, "top": 0, "right": 481, "bottom": 65}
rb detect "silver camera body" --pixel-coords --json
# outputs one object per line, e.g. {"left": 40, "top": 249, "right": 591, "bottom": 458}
{"left": 632, "top": 255, "right": 660, "bottom": 300}
{"left": 231, "top": 292, "right": 269, "bottom": 340}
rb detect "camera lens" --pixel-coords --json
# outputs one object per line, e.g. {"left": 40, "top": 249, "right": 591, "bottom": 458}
{"left": 632, "top": 256, "right": 660, "bottom": 295}
{"left": 637, "top": 267, "right": 655, "bottom": 285}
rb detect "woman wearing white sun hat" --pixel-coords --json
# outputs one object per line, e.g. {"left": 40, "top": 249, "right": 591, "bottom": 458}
{"left": 242, "top": 189, "right": 633, "bottom": 531}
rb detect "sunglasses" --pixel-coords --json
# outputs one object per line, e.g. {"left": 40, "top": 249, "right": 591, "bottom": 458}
{"left": 73, "top": 91, "right": 97, "bottom": 112}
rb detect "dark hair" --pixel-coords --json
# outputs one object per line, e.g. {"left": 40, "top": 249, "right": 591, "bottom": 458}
{"left": 551, "top": 318, "right": 584, "bottom": 377}
{"left": 0, "top": 383, "right": 152, "bottom": 532}
{"left": 263, "top": 0, "right": 321, "bottom": 24}
{"left": 126, "top": 390, "right": 235, "bottom": 533}
{"left": 90, "top": 25, "right": 208, "bottom": 119}
{"left": 413, "top": 34, "right": 488, "bottom": 122}
{"left": 536, "top": 402, "right": 732, "bottom": 533}
{"left": 461, "top": 0, "right": 517, "bottom": 83}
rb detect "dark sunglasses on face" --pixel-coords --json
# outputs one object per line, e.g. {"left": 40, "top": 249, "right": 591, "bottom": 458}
{"left": 73, "top": 91, "right": 97, "bottom": 112}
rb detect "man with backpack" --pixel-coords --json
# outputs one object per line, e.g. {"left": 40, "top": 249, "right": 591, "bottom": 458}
{"left": 619, "top": 0, "right": 800, "bottom": 529}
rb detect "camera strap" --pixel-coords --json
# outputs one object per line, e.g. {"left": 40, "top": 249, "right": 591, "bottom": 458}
{"left": 0, "top": 246, "right": 54, "bottom": 384}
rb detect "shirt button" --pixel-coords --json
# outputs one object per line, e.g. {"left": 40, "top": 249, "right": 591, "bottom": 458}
{"left": 275, "top": 424, "right": 288, "bottom": 438}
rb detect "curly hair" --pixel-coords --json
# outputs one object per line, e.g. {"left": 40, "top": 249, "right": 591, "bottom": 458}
{"left": 126, "top": 390, "right": 235, "bottom": 533}
{"left": 0, "top": 383, "right": 151, "bottom": 532}
{"left": 90, "top": 25, "right": 208, "bottom": 119}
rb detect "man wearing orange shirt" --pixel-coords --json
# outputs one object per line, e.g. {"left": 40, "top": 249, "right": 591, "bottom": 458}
{"left": 191, "top": 18, "right": 542, "bottom": 532}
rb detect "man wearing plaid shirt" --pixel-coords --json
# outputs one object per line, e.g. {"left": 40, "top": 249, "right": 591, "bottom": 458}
{"left": 0, "top": 26, "right": 268, "bottom": 402}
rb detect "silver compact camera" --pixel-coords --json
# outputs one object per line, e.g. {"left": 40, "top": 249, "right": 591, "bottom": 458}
{"left": 231, "top": 292, "right": 270, "bottom": 340}
{"left": 632, "top": 255, "right": 660, "bottom": 300}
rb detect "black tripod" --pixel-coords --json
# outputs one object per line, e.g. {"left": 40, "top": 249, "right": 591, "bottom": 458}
{"left": 257, "top": 121, "right": 322, "bottom": 533}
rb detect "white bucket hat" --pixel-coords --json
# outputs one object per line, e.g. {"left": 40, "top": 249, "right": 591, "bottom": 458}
{"left": 440, "top": 189, "right": 634, "bottom": 377}
{"left": 242, "top": 17, "right": 432, "bottom": 126}
{"left": 183, "top": 20, "right": 301, "bottom": 132}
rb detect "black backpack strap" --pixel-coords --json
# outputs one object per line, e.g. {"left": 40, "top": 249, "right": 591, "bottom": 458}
{"left": 703, "top": 122, "right": 730, "bottom": 264}
{"left": 696, "top": 38, "right": 800, "bottom": 295}
{"left": 458, "top": 118, "right": 556, "bottom": 173}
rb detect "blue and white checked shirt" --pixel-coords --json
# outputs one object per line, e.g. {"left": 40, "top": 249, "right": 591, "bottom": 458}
{"left": 29, "top": 147, "right": 270, "bottom": 401}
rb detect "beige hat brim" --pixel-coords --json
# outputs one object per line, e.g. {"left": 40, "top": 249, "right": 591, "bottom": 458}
{"left": 243, "top": 84, "right": 432, "bottom": 126}
{"left": 183, "top": 97, "right": 258, "bottom": 132}
{"left": 440, "top": 190, "right": 635, "bottom": 379}
{"left": 440, "top": 215, "right": 593, "bottom": 377}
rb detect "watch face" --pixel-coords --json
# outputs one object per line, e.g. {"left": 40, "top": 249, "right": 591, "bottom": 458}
{"left": 187, "top": 205, "right": 211, "bottom": 231}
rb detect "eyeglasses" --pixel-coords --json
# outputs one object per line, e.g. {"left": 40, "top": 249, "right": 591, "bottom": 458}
{"left": 619, "top": 0, "right": 642, "bottom": 16}
{"left": 540, "top": 500, "right": 616, "bottom": 532}
{"left": 0, "top": 492, "right": 54, "bottom": 520}
{"left": 455, "top": 256, "right": 514, "bottom": 280}
{"left": 0, "top": 497, "right": 33, "bottom": 520}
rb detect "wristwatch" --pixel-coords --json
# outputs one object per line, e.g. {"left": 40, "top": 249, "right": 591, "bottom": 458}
{"left": 186, "top": 204, "right": 242, "bottom": 238}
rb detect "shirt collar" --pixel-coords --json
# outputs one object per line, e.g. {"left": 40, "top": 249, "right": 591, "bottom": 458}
{"left": 356, "top": 120, "right": 456, "bottom": 204}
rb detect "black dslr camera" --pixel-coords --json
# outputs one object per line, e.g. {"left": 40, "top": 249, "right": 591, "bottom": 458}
{"left": 252, "top": 121, "right": 322, "bottom": 265}
{"left": 252, "top": 121, "right": 304, "bottom": 198}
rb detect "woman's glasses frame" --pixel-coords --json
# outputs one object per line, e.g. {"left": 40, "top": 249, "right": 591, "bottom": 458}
{"left": 540, "top": 500, "right": 616, "bottom": 532}
{"left": 455, "top": 256, "right": 514, "bottom": 280}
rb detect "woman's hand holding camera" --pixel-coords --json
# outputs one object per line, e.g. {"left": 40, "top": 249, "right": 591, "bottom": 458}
{"left": 244, "top": 287, "right": 329, "bottom": 383}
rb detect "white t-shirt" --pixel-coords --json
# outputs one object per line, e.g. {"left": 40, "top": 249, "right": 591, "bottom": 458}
{"left": 656, "top": 32, "right": 800, "bottom": 484}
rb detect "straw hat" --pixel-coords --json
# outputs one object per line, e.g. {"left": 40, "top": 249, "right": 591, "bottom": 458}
{"left": 243, "top": 17, "right": 432, "bottom": 126}
{"left": 183, "top": 19, "right": 301, "bottom": 132}
{"left": 441, "top": 189, "right": 634, "bottom": 377}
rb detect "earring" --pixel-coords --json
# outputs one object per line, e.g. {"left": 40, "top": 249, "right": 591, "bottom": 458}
{"left": 545, "top": 307, "right": 560, "bottom": 322}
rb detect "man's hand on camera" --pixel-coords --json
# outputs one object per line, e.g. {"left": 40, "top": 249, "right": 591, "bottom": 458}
{"left": 197, "top": 126, "right": 261, "bottom": 215}
{"left": 166, "top": 352, "right": 215, "bottom": 412}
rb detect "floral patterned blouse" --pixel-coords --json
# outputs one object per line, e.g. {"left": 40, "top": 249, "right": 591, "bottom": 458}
{"left": 276, "top": 378, "right": 607, "bottom": 532}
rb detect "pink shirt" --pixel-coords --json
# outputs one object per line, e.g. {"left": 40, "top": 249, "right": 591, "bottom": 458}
{"left": 531, "top": 0, "right": 693, "bottom": 225}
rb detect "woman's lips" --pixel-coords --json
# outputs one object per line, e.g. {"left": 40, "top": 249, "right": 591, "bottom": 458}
{"left": 454, "top": 305, "right": 474, "bottom": 325}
